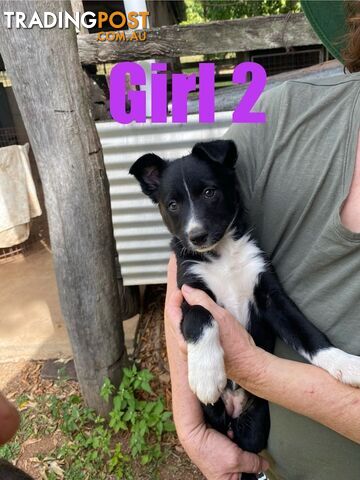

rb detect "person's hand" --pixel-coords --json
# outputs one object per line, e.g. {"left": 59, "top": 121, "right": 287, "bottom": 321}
{"left": 179, "top": 284, "right": 266, "bottom": 385}
{"left": 178, "top": 415, "right": 268, "bottom": 480}
{"left": 0, "top": 392, "right": 20, "bottom": 445}
{"left": 165, "top": 255, "right": 269, "bottom": 479}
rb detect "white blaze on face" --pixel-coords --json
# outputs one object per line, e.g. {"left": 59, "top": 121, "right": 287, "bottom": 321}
{"left": 182, "top": 177, "right": 203, "bottom": 235}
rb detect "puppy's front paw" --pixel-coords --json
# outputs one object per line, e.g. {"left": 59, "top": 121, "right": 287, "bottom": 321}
{"left": 188, "top": 355, "right": 227, "bottom": 405}
{"left": 312, "top": 348, "right": 360, "bottom": 387}
{"left": 187, "top": 322, "right": 227, "bottom": 404}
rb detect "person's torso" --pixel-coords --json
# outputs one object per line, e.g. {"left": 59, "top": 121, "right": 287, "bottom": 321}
{"left": 244, "top": 74, "right": 360, "bottom": 480}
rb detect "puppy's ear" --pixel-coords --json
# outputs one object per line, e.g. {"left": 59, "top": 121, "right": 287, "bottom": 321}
{"left": 192, "top": 140, "right": 237, "bottom": 169}
{"left": 129, "top": 153, "right": 168, "bottom": 203}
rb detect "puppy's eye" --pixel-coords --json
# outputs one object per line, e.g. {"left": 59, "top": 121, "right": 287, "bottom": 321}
{"left": 168, "top": 200, "right": 178, "bottom": 211}
{"left": 203, "top": 188, "right": 216, "bottom": 198}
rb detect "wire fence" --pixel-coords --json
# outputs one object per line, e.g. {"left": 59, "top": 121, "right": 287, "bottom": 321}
{"left": 0, "top": 127, "right": 18, "bottom": 148}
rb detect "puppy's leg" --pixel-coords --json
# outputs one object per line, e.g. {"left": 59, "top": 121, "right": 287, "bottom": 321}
{"left": 309, "top": 348, "right": 360, "bottom": 386}
{"left": 231, "top": 396, "right": 270, "bottom": 480}
{"left": 181, "top": 301, "right": 227, "bottom": 404}
{"left": 259, "top": 271, "right": 360, "bottom": 387}
{"left": 202, "top": 397, "right": 230, "bottom": 436}
{"left": 231, "top": 396, "right": 270, "bottom": 454}
{"left": 0, "top": 459, "right": 34, "bottom": 480}
{"left": 202, "top": 380, "right": 249, "bottom": 435}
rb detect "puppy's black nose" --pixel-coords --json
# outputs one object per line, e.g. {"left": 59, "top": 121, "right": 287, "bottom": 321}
{"left": 189, "top": 229, "right": 208, "bottom": 246}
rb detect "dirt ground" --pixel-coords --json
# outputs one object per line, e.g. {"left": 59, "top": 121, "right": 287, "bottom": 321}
{"left": 0, "top": 244, "right": 71, "bottom": 362}
{"left": 0, "top": 285, "right": 204, "bottom": 480}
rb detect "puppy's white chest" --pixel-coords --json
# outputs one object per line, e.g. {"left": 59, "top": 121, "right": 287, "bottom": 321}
{"left": 189, "top": 234, "right": 266, "bottom": 327}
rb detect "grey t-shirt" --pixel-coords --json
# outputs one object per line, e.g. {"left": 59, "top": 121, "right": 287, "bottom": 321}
{"left": 224, "top": 72, "right": 360, "bottom": 480}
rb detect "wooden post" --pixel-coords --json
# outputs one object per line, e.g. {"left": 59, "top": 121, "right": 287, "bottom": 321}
{"left": 69, "top": 0, "right": 140, "bottom": 313}
{"left": 0, "top": 0, "right": 127, "bottom": 415}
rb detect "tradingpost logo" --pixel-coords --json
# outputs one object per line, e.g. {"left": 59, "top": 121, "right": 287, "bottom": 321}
{"left": 3, "top": 10, "right": 150, "bottom": 42}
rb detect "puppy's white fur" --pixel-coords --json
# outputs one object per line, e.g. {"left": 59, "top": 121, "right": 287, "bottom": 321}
{"left": 305, "top": 347, "right": 360, "bottom": 386}
{"left": 188, "top": 320, "right": 227, "bottom": 404}
{"left": 190, "top": 232, "right": 266, "bottom": 328}
{"left": 187, "top": 232, "right": 266, "bottom": 404}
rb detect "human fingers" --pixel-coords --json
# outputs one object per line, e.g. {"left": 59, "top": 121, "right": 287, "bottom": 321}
{"left": 185, "top": 425, "right": 269, "bottom": 480}
{"left": 181, "top": 284, "right": 258, "bottom": 382}
{"left": 181, "top": 284, "right": 224, "bottom": 319}
{"left": 181, "top": 284, "right": 254, "bottom": 348}
{"left": 234, "top": 448, "right": 269, "bottom": 475}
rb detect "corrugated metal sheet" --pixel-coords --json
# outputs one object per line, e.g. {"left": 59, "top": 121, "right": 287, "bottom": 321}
{"left": 97, "top": 113, "right": 232, "bottom": 286}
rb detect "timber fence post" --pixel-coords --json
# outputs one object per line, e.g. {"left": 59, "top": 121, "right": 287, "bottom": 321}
{"left": 0, "top": 0, "right": 128, "bottom": 415}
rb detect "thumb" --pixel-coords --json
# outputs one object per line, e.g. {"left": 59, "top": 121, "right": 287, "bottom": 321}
{"left": 182, "top": 284, "right": 223, "bottom": 319}
{"left": 235, "top": 449, "right": 270, "bottom": 475}
{"left": 164, "top": 289, "right": 188, "bottom": 354}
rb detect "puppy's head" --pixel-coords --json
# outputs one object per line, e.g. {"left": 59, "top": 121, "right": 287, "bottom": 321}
{"left": 130, "top": 140, "right": 241, "bottom": 253}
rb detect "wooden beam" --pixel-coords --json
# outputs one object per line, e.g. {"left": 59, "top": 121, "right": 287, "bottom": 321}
{"left": 0, "top": 0, "right": 127, "bottom": 415}
{"left": 77, "top": 13, "right": 320, "bottom": 64}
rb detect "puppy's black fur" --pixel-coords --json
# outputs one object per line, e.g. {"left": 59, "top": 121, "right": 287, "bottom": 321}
{"left": 130, "top": 140, "right": 360, "bottom": 478}
{"left": 0, "top": 459, "right": 34, "bottom": 480}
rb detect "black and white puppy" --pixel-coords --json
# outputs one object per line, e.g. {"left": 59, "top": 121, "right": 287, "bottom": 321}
{"left": 130, "top": 140, "right": 360, "bottom": 470}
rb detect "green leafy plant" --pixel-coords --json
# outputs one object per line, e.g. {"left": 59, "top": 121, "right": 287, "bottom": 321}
{"left": 183, "top": 0, "right": 301, "bottom": 25}
{"left": 0, "top": 365, "right": 175, "bottom": 479}
{"left": 0, "top": 441, "right": 21, "bottom": 462}
{"left": 103, "top": 365, "right": 175, "bottom": 466}
{"left": 49, "top": 365, "right": 175, "bottom": 478}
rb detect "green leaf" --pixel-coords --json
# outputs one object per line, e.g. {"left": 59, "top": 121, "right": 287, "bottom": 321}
{"left": 100, "top": 378, "right": 115, "bottom": 402}
{"left": 153, "top": 400, "right": 164, "bottom": 416}
{"left": 164, "top": 421, "right": 176, "bottom": 432}
{"left": 144, "top": 402, "right": 154, "bottom": 413}
{"left": 123, "top": 411, "right": 132, "bottom": 422}
{"left": 128, "top": 396, "right": 136, "bottom": 411}
{"left": 113, "top": 395, "right": 122, "bottom": 411}
{"left": 161, "top": 411, "right": 172, "bottom": 421}
{"left": 141, "top": 454, "right": 150, "bottom": 465}
{"left": 156, "top": 422, "right": 164, "bottom": 436}
{"left": 140, "top": 381, "right": 153, "bottom": 394}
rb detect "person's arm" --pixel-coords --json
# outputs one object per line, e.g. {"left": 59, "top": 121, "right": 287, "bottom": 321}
{"left": 0, "top": 393, "right": 20, "bottom": 445}
{"left": 180, "top": 284, "right": 360, "bottom": 444}
{"left": 165, "top": 256, "right": 270, "bottom": 480}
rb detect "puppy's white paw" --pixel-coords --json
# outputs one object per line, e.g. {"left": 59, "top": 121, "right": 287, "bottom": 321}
{"left": 312, "top": 348, "right": 360, "bottom": 387}
{"left": 188, "top": 322, "right": 227, "bottom": 405}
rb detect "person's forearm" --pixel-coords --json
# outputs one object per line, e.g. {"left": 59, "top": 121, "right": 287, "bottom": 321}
{"left": 180, "top": 285, "right": 360, "bottom": 444}
{"left": 236, "top": 348, "right": 360, "bottom": 444}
